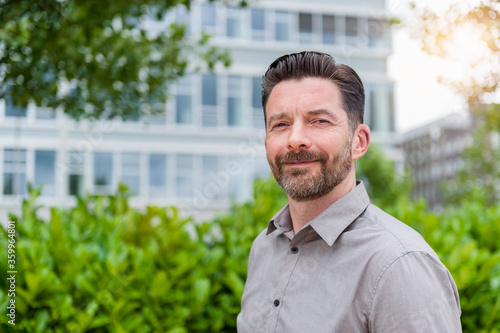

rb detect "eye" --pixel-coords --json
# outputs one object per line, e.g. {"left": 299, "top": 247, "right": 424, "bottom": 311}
{"left": 272, "top": 122, "right": 287, "bottom": 129}
{"left": 313, "top": 119, "right": 331, "bottom": 124}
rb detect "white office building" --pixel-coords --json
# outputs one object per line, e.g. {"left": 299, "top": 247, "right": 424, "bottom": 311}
{"left": 401, "top": 112, "right": 473, "bottom": 210}
{"left": 0, "top": 0, "right": 395, "bottom": 222}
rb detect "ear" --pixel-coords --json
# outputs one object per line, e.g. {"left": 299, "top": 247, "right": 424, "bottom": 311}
{"left": 351, "top": 124, "right": 370, "bottom": 161}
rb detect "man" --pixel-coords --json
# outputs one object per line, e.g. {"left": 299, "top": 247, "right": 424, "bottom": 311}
{"left": 237, "top": 51, "right": 462, "bottom": 332}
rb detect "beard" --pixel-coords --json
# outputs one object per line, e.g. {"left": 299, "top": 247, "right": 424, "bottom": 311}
{"left": 268, "top": 138, "right": 352, "bottom": 202}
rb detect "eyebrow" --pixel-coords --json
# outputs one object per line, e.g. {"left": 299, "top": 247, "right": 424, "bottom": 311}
{"left": 267, "top": 112, "right": 288, "bottom": 129}
{"left": 267, "top": 109, "right": 340, "bottom": 128}
{"left": 306, "top": 109, "right": 340, "bottom": 122}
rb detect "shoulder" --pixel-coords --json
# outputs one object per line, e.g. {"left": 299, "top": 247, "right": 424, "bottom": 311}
{"left": 358, "top": 203, "right": 438, "bottom": 258}
{"left": 359, "top": 205, "right": 461, "bottom": 332}
{"left": 357, "top": 205, "right": 462, "bottom": 330}
{"left": 368, "top": 251, "right": 462, "bottom": 331}
{"left": 248, "top": 227, "right": 272, "bottom": 260}
{"left": 251, "top": 227, "right": 269, "bottom": 249}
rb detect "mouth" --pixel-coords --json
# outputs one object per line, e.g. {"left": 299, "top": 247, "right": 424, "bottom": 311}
{"left": 285, "top": 160, "right": 317, "bottom": 167}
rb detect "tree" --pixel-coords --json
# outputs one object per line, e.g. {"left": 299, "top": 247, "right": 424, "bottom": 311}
{"left": 409, "top": 1, "right": 500, "bottom": 206}
{"left": 410, "top": 0, "right": 500, "bottom": 105}
{"left": 0, "top": 0, "right": 234, "bottom": 120}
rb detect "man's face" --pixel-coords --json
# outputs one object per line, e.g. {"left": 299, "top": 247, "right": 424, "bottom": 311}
{"left": 265, "top": 77, "right": 354, "bottom": 202}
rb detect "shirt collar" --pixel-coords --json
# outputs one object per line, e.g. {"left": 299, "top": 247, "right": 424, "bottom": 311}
{"left": 266, "top": 204, "right": 294, "bottom": 239}
{"left": 266, "top": 181, "right": 371, "bottom": 246}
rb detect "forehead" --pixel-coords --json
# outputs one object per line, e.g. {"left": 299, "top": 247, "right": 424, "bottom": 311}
{"left": 266, "top": 77, "right": 346, "bottom": 118}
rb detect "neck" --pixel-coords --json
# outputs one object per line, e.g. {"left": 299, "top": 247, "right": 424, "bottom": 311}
{"left": 288, "top": 173, "right": 357, "bottom": 234}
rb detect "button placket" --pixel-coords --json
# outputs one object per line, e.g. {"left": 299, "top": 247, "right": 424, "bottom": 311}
{"left": 289, "top": 227, "right": 309, "bottom": 255}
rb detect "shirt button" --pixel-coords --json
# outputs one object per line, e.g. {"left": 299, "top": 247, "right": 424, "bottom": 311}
{"left": 273, "top": 299, "right": 280, "bottom": 307}
{"left": 291, "top": 246, "right": 299, "bottom": 254}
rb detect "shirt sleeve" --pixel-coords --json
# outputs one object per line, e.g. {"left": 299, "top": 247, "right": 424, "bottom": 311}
{"left": 368, "top": 251, "right": 462, "bottom": 333}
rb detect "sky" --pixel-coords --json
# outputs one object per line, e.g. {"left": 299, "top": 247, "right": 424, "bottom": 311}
{"left": 389, "top": 28, "right": 464, "bottom": 132}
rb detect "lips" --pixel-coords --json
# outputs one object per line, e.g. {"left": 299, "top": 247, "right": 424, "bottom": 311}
{"left": 286, "top": 160, "right": 317, "bottom": 166}
{"left": 275, "top": 150, "right": 328, "bottom": 171}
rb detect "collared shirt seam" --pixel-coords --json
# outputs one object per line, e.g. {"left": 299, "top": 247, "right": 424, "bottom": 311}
{"left": 367, "top": 251, "right": 408, "bottom": 322}
{"left": 359, "top": 214, "right": 410, "bottom": 253}
{"left": 367, "top": 250, "right": 433, "bottom": 321}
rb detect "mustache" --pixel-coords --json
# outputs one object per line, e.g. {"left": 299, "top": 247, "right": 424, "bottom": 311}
{"left": 276, "top": 150, "right": 328, "bottom": 165}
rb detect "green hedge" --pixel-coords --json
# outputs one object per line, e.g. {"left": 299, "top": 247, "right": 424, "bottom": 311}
{"left": 0, "top": 181, "right": 285, "bottom": 332}
{"left": 1, "top": 178, "right": 499, "bottom": 332}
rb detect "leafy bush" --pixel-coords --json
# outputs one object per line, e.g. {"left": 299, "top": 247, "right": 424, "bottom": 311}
{"left": 1, "top": 169, "right": 499, "bottom": 332}
{"left": 0, "top": 180, "right": 285, "bottom": 333}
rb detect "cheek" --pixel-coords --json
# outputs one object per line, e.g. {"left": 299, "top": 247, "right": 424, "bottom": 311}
{"left": 266, "top": 145, "right": 280, "bottom": 161}
{"left": 264, "top": 137, "right": 282, "bottom": 155}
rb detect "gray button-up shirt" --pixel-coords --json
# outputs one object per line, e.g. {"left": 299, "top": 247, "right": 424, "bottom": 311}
{"left": 237, "top": 182, "right": 461, "bottom": 332}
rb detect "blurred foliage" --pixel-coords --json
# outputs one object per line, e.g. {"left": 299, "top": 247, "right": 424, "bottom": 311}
{"left": 0, "top": 184, "right": 222, "bottom": 332}
{"left": 0, "top": 0, "right": 234, "bottom": 120}
{"left": 0, "top": 179, "right": 285, "bottom": 332}
{"left": 442, "top": 104, "right": 500, "bottom": 206}
{"left": 411, "top": 0, "right": 500, "bottom": 103}
{"left": 476, "top": 103, "right": 500, "bottom": 132}
{"left": 0, "top": 149, "right": 499, "bottom": 331}
{"left": 357, "top": 143, "right": 412, "bottom": 208}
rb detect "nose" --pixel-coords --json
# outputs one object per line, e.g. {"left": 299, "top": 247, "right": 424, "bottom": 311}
{"left": 287, "top": 122, "right": 312, "bottom": 151}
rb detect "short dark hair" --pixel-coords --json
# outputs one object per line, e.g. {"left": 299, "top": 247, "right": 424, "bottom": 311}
{"left": 262, "top": 51, "right": 365, "bottom": 132}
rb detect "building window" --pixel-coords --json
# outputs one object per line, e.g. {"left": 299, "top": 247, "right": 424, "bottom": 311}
{"left": 252, "top": 77, "right": 264, "bottom": 128}
{"left": 251, "top": 8, "right": 266, "bottom": 40}
{"left": 275, "top": 10, "right": 289, "bottom": 42}
{"left": 227, "top": 76, "right": 243, "bottom": 127}
{"left": 176, "top": 154, "right": 193, "bottom": 198}
{"left": 67, "top": 151, "right": 84, "bottom": 196}
{"left": 201, "top": 2, "right": 217, "bottom": 35}
{"left": 202, "top": 155, "right": 225, "bottom": 199}
{"left": 94, "top": 152, "right": 113, "bottom": 194}
{"left": 299, "top": 12, "right": 313, "bottom": 43}
{"left": 149, "top": 153, "right": 167, "bottom": 197}
{"left": 5, "top": 95, "right": 27, "bottom": 117}
{"left": 228, "top": 97, "right": 243, "bottom": 127}
{"left": 121, "top": 152, "right": 140, "bottom": 195}
{"left": 226, "top": 8, "right": 242, "bottom": 38}
{"left": 369, "top": 84, "right": 394, "bottom": 133}
{"left": 345, "top": 16, "right": 358, "bottom": 45}
{"left": 252, "top": 77, "right": 261, "bottom": 109}
{"left": 175, "top": 75, "right": 192, "bottom": 125}
{"left": 367, "top": 18, "right": 390, "bottom": 48}
{"left": 34, "top": 150, "right": 56, "bottom": 196}
{"left": 228, "top": 156, "right": 245, "bottom": 201}
{"left": 322, "top": 14, "right": 336, "bottom": 44}
{"left": 202, "top": 74, "right": 217, "bottom": 105}
{"left": 176, "top": 95, "right": 192, "bottom": 124}
{"left": 3, "top": 148, "right": 27, "bottom": 195}
{"left": 36, "top": 107, "right": 56, "bottom": 119}
{"left": 202, "top": 74, "right": 218, "bottom": 127}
